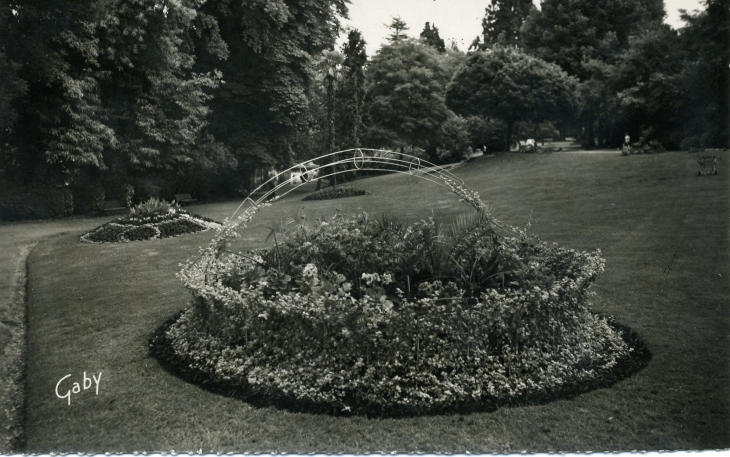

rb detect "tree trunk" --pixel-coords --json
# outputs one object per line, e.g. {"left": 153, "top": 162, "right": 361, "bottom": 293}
{"left": 506, "top": 121, "right": 513, "bottom": 152}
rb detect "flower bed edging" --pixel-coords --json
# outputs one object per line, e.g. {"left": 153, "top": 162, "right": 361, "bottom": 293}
{"left": 149, "top": 312, "right": 651, "bottom": 417}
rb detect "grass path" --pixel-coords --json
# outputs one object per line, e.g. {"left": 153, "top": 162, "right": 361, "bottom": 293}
{"left": 0, "top": 216, "right": 119, "bottom": 451}
{"left": 17, "top": 150, "right": 730, "bottom": 453}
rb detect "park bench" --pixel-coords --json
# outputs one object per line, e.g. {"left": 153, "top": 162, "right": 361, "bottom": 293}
{"left": 174, "top": 193, "right": 197, "bottom": 205}
{"left": 99, "top": 200, "right": 126, "bottom": 214}
{"left": 697, "top": 156, "right": 721, "bottom": 176}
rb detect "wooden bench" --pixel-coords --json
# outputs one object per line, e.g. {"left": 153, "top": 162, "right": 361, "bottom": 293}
{"left": 99, "top": 200, "right": 126, "bottom": 214}
{"left": 174, "top": 193, "right": 197, "bottom": 205}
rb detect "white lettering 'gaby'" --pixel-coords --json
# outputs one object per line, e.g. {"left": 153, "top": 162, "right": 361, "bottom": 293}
{"left": 55, "top": 372, "right": 102, "bottom": 405}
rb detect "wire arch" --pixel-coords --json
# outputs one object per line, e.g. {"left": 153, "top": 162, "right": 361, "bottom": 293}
{"left": 227, "top": 148, "right": 467, "bottom": 223}
{"left": 182, "top": 149, "right": 495, "bottom": 282}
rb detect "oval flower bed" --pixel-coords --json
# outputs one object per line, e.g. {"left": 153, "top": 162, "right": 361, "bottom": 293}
{"left": 80, "top": 207, "right": 220, "bottom": 243}
{"left": 151, "top": 181, "right": 649, "bottom": 417}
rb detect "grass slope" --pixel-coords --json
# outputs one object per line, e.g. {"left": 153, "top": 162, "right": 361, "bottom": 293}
{"left": 22, "top": 151, "right": 729, "bottom": 453}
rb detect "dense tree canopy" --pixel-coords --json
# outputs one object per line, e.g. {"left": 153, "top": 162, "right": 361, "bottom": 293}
{"left": 447, "top": 47, "right": 578, "bottom": 151}
{"left": 678, "top": 0, "right": 730, "bottom": 148}
{"left": 0, "top": 0, "right": 231, "bottom": 189}
{"left": 0, "top": 0, "right": 728, "bottom": 220}
{"left": 520, "top": 0, "right": 665, "bottom": 147}
{"left": 479, "top": 0, "right": 534, "bottom": 48}
{"left": 364, "top": 39, "right": 452, "bottom": 153}
{"left": 522, "top": 0, "right": 665, "bottom": 80}
{"left": 195, "top": 0, "right": 348, "bottom": 172}
{"left": 0, "top": 0, "right": 348, "bottom": 200}
{"left": 610, "top": 25, "right": 686, "bottom": 146}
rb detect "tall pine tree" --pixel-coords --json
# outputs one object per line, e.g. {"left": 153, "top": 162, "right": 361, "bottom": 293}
{"left": 420, "top": 22, "right": 446, "bottom": 52}
{"left": 480, "top": 0, "right": 534, "bottom": 48}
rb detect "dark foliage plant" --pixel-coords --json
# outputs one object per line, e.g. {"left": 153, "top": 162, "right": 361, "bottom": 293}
{"left": 303, "top": 188, "right": 371, "bottom": 201}
{"left": 0, "top": 187, "right": 74, "bottom": 221}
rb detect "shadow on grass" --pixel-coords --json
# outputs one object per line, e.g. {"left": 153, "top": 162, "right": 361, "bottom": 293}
{"left": 149, "top": 311, "right": 651, "bottom": 419}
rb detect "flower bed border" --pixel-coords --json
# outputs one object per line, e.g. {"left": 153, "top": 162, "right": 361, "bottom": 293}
{"left": 149, "top": 312, "right": 651, "bottom": 418}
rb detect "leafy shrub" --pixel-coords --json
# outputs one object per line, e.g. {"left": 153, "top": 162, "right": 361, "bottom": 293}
{"left": 43, "top": 187, "right": 74, "bottom": 217}
{"left": 121, "top": 184, "right": 135, "bottom": 208}
{"left": 163, "top": 205, "right": 637, "bottom": 416}
{"left": 680, "top": 136, "right": 702, "bottom": 152}
{"left": 431, "top": 115, "right": 471, "bottom": 165}
{"left": 303, "top": 188, "right": 371, "bottom": 201}
{"left": 0, "top": 187, "right": 74, "bottom": 221}
{"left": 72, "top": 184, "right": 105, "bottom": 215}
{"left": 632, "top": 140, "right": 666, "bottom": 154}
{"left": 129, "top": 197, "right": 175, "bottom": 218}
{"left": 130, "top": 179, "right": 162, "bottom": 205}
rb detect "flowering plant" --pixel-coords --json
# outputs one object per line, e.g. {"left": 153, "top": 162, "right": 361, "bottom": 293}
{"left": 156, "top": 185, "right": 642, "bottom": 415}
{"left": 80, "top": 201, "right": 220, "bottom": 243}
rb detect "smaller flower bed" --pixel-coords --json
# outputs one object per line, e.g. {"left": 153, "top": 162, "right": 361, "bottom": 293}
{"left": 623, "top": 140, "right": 666, "bottom": 155}
{"left": 303, "top": 187, "right": 371, "bottom": 201}
{"left": 80, "top": 198, "right": 220, "bottom": 243}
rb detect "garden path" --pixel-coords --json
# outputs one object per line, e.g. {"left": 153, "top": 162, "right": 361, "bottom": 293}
{"left": 0, "top": 216, "right": 112, "bottom": 451}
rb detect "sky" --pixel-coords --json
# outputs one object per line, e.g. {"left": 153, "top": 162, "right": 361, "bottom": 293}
{"left": 339, "top": 0, "right": 705, "bottom": 53}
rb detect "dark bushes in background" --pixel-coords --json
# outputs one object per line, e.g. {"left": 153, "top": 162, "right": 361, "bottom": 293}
{"left": 0, "top": 187, "right": 74, "bottom": 221}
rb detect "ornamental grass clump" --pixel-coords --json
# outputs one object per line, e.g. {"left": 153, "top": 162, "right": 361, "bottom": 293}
{"left": 128, "top": 197, "right": 175, "bottom": 218}
{"left": 155, "top": 179, "right": 646, "bottom": 416}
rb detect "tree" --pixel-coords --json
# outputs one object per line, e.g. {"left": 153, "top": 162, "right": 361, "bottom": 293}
{"left": 609, "top": 25, "right": 686, "bottom": 147}
{"left": 313, "top": 50, "right": 345, "bottom": 190}
{"left": 386, "top": 16, "right": 409, "bottom": 43}
{"left": 195, "top": 0, "right": 349, "bottom": 178}
{"left": 520, "top": 0, "right": 664, "bottom": 147}
{"left": 480, "top": 0, "right": 534, "bottom": 48}
{"left": 364, "top": 39, "right": 452, "bottom": 155}
{"left": 0, "top": 0, "right": 231, "bottom": 193}
{"left": 0, "top": 7, "right": 26, "bottom": 140}
{"left": 339, "top": 29, "right": 368, "bottom": 148}
{"left": 522, "top": 0, "right": 665, "bottom": 79}
{"left": 678, "top": 0, "right": 730, "bottom": 148}
{"left": 465, "top": 116, "right": 507, "bottom": 153}
{"left": 446, "top": 46, "right": 578, "bottom": 151}
{"left": 420, "top": 22, "right": 446, "bottom": 52}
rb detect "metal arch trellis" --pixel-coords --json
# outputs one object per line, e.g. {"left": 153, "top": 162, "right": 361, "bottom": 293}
{"left": 184, "top": 148, "right": 496, "bottom": 284}
{"left": 227, "top": 148, "right": 469, "bottom": 224}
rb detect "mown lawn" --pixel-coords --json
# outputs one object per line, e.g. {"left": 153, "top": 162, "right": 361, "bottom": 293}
{"left": 22, "top": 150, "right": 729, "bottom": 453}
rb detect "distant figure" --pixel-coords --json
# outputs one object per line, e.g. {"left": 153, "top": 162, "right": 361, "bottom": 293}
{"left": 623, "top": 133, "right": 631, "bottom": 155}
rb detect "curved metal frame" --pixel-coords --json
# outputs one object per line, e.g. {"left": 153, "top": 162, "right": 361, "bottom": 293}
{"left": 227, "top": 148, "right": 466, "bottom": 223}
{"left": 182, "top": 148, "right": 498, "bottom": 286}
